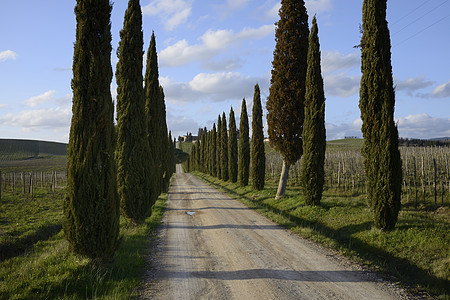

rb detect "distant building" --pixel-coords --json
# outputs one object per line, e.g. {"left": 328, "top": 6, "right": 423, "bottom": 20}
{"left": 179, "top": 135, "right": 198, "bottom": 143}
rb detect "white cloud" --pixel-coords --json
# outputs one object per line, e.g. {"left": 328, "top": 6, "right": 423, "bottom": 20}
{"left": 322, "top": 50, "right": 359, "bottom": 73}
{"left": 262, "top": 0, "right": 333, "bottom": 20}
{"left": 24, "top": 90, "right": 56, "bottom": 107}
{"left": 0, "top": 50, "right": 18, "bottom": 62}
{"left": 326, "top": 114, "right": 450, "bottom": 140}
{"left": 160, "top": 72, "right": 268, "bottom": 104}
{"left": 166, "top": 110, "right": 200, "bottom": 138}
{"left": 159, "top": 24, "right": 274, "bottom": 68}
{"left": 395, "top": 76, "right": 434, "bottom": 95}
{"left": 326, "top": 118, "right": 362, "bottom": 140}
{"left": 396, "top": 114, "right": 450, "bottom": 139}
{"left": 0, "top": 104, "right": 7, "bottom": 109}
{"left": 142, "top": 0, "right": 192, "bottom": 31}
{"left": 324, "top": 73, "right": 360, "bottom": 97}
{"left": 261, "top": 2, "right": 281, "bottom": 20}
{"left": 431, "top": 81, "right": 450, "bottom": 98}
{"left": 0, "top": 106, "right": 71, "bottom": 129}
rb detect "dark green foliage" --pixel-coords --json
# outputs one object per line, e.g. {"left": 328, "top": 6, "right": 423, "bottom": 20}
{"left": 228, "top": 108, "right": 238, "bottom": 183}
{"left": 300, "top": 16, "right": 326, "bottom": 206}
{"left": 200, "top": 130, "right": 207, "bottom": 173}
{"left": 210, "top": 124, "right": 217, "bottom": 177}
{"left": 144, "top": 32, "right": 163, "bottom": 198}
{"left": 359, "top": 0, "right": 402, "bottom": 230}
{"left": 221, "top": 112, "right": 229, "bottom": 181}
{"left": 216, "top": 115, "right": 222, "bottom": 179}
{"left": 64, "top": 0, "right": 119, "bottom": 261}
{"left": 115, "top": 0, "right": 155, "bottom": 223}
{"left": 238, "top": 99, "right": 250, "bottom": 187}
{"left": 266, "top": 0, "right": 309, "bottom": 166}
{"left": 168, "top": 131, "right": 176, "bottom": 174}
{"left": 251, "top": 84, "right": 265, "bottom": 190}
{"left": 159, "top": 87, "right": 171, "bottom": 192}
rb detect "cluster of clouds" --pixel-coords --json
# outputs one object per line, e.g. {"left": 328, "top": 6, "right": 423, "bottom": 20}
{"left": 1, "top": 0, "right": 448, "bottom": 142}
{"left": 325, "top": 115, "right": 450, "bottom": 140}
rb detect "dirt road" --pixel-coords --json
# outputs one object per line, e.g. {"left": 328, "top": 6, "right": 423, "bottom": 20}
{"left": 141, "top": 165, "right": 407, "bottom": 299}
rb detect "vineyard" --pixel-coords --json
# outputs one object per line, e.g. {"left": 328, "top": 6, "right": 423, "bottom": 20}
{"left": 0, "top": 139, "right": 67, "bottom": 161}
{"left": 265, "top": 139, "right": 449, "bottom": 206}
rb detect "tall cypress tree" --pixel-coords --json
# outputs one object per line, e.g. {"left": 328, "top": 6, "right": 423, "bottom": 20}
{"left": 115, "top": 0, "right": 154, "bottom": 223}
{"left": 359, "top": 0, "right": 402, "bottom": 230}
{"left": 266, "top": 0, "right": 309, "bottom": 199}
{"left": 210, "top": 123, "right": 217, "bottom": 177}
{"left": 144, "top": 32, "right": 162, "bottom": 199}
{"left": 228, "top": 107, "right": 238, "bottom": 183}
{"left": 251, "top": 84, "right": 265, "bottom": 190}
{"left": 300, "top": 16, "right": 326, "bottom": 206}
{"left": 159, "top": 86, "right": 171, "bottom": 192}
{"left": 200, "top": 130, "right": 207, "bottom": 173}
{"left": 239, "top": 98, "right": 250, "bottom": 187}
{"left": 168, "top": 131, "right": 175, "bottom": 175}
{"left": 216, "top": 115, "right": 222, "bottom": 179}
{"left": 221, "top": 112, "right": 229, "bottom": 181}
{"left": 64, "top": 0, "right": 119, "bottom": 261}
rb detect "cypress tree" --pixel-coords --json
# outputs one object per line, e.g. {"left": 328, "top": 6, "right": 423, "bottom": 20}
{"left": 196, "top": 138, "right": 201, "bottom": 172}
{"left": 266, "top": 0, "right": 309, "bottom": 199}
{"left": 191, "top": 144, "right": 197, "bottom": 171}
{"left": 251, "top": 84, "right": 265, "bottom": 190}
{"left": 228, "top": 107, "right": 238, "bottom": 183}
{"left": 144, "top": 32, "right": 162, "bottom": 198}
{"left": 210, "top": 123, "right": 217, "bottom": 177}
{"left": 200, "top": 130, "right": 207, "bottom": 173}
{"left": 300, "top": 16, "right": 326, "bottom": 206}
{"left": 216, "top": 115, "right": 222, "bottom": 179}
{"left": 238, "top": 98, "right": 250, "bottom": 187}
{"left": 359, "top": 0, "right": 402, "bottom": 230}
{"left": 221, "top": 112, "right": 229, "bottom": 181}
{"left": 64, "top": 0, "right": 119, "bottom": 261}
{"left": 115, "top": 0, "right": 155, "bottom": 223}
{"left": 168, "top": 131, "right": 175, "bottom": 175}
{"left": 159, "top": 86, "right": 171, "bottom": 192}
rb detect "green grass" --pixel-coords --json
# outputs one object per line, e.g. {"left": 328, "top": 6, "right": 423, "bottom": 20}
{"left": 194, "top": 172, "right": 450, "bottom": 299}
{"left": 0, "top": 192, "right": 167, "bottom": 299}
{"left": 0, "top": 155, "right": 67, "bottom": 172}
{"left": 326, "top": 138, "right": 364, "bottom": 152}
{"left": 0, "top": 189, "right": 64, "bottom": 261}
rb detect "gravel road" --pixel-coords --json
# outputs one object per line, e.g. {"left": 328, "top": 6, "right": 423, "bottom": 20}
{"left": 141, "top": 165, "right": 409, "bottom": 299}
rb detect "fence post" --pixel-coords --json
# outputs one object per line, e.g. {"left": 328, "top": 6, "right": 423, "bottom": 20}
{"left": 0, "top": 170, "right": 2, "bottom": 201}
{"left": 21, "top": 172, "right": 25, "bottom": 194}
{"left": 433, "top": 158, "right": 437, "bottom": 205}
{"left": 413, "top": 157, "right": 417, "bottom": 207}
{"left": 30, "top": 172, "right": 34, "bottom": 198}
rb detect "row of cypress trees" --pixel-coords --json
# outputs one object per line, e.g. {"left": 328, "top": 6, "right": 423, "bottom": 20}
{"left": 188, "top": 84, "right": 265, "bottom": 191}
{"left": 64, "top": 0, "right": 174, "bottom": 262}
{"left": 267, "top": 0, "right": 401, "bottom": 230}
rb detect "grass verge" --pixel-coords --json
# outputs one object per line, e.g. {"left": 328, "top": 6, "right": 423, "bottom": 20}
{"left": 0, "top": 193, "right": 167, "bottom": 299}
{"left": 194, "top": 172, "right": 450, "bottom": 299}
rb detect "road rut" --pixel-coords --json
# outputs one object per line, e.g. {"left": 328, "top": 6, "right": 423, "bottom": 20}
{"left": 141, "top": 165, "right": 407, "bottom": 299}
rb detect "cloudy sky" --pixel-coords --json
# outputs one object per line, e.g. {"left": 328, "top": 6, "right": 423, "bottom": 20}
{"left": 1, "top": 0, "right": 449, "bottom": 143}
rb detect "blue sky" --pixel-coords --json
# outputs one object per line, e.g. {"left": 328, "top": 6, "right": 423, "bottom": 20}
{"left": 1, "top": 0, "right": 449, "bottom": 143}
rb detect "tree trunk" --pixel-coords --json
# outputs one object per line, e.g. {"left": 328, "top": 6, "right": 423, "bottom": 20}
{"left": 276, "top": 160, "right": 290, "bottom": 199}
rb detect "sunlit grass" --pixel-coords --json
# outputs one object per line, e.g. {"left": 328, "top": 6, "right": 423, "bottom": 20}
{"left": 0, "top": 193, "right": 167, "bottom": 299}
